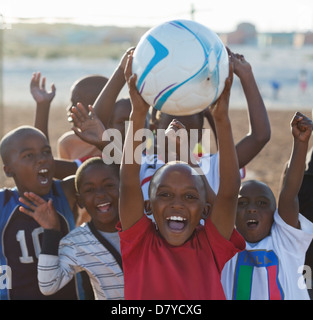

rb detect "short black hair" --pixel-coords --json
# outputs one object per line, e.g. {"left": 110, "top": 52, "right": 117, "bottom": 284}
{"left": 148, "top": 161, "right": 208, "bottom": 200}
{"left": 0, "top": 125, "right": 48, "bottom": 165}
{"left": 75, "top": 157, "right": 120, "bottom": 193}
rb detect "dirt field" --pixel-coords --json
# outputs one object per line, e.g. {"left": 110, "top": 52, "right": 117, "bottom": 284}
{"left": 0, "top": 105, "right": 312, "bottom": 200}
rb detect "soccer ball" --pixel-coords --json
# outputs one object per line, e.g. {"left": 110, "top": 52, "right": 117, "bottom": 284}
{"left": 132, "top": 19, "right": 229, "bottom": 116}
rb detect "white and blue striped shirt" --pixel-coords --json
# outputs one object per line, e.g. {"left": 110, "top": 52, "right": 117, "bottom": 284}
{"left": 38, "top": 223, "right": 124, "bottom": 300}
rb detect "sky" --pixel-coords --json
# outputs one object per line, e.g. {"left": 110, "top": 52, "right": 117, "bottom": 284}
{"left": 1, "top": 0, "right": 313, "bottom": 33}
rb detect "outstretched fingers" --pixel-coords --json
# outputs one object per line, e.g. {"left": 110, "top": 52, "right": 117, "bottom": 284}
{"left": 41, "top": 76, "right": 46, "bottom": 90}
{"left": 19, "top": 192, "right": 61, "bottom": 230}
{"left": 71, "top": 103, "right": 90, "bottom": 125}
{"left": 87, "top": 104, "right": 98, "bottom": 119}
{"left": 19, "top": 192, "right": 45, "bottom": 217}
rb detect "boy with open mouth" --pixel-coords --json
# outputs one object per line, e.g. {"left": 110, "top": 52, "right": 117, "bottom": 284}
{"left": 0, "top": 126, "right": 83, "bottom": 299}
{"left": 20, "top": 158, "right": 124, "bottom": 300}
{"left": 221, "top": 112, "right": 313, "bottom": 300}
{"left": 117, "top": 51, "right": 245, "bottom": 300}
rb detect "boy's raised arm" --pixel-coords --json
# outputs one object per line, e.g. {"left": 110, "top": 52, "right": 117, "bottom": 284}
{"left": 31, "top": 72, "right": 56, "bottom": 141}
{"left": 278, "top": 112, "right": 313, "bottom": 228}
{"left": 119, "top": 53, "right": 150, "bottom": 230}
{"left": 209, "top": 61, "right": 241, "bottom": 240}
{"left": 230, "top": 50, "right": 271, "bottom": 169}
{"left": 93, "top": 48, "right": 134, "bottom": 127}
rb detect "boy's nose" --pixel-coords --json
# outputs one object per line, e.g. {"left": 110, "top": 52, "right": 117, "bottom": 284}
{"left": 37, "top": 153, "right": 47, "bottom": 163}
{"left": 247, "top": 205, "right": 257, "bottom": 213}
{"left": 95, "top": 187, "right": 105, "bottom": 196}
{"left": 170, "top": 197, "right": 184, "bottom": 209}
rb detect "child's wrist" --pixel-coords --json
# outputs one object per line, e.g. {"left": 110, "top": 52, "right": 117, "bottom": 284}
{"left": 130, "top": 109, "right": 148, "bottom": 120}
{"left": 293, "top": 137, "right": 310, "bottom": 145}
{"left": 238, "top": 69, "right": 254, "bottom": 82}
{"left": 117, "top": 65, "right": 126, "bottom": 76}
{"left": 37, "top": 100, "right": 51, "bottom": 108}
{"left": 212, "top": 112, "right": 231, "bottom": 124}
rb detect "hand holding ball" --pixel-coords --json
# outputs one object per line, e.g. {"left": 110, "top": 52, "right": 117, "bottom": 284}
{"left": 132, "top": 19, "right": 229, "bottom": 116}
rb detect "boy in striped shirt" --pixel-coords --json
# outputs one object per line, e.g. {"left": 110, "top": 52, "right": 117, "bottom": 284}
{"left": 19, "top": 158, "right": 124, "bottom": 300}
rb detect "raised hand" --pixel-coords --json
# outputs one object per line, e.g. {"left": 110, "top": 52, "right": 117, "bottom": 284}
{"left": 124, "top": 52, "right": 150, "bottom": 115}
{"left": 291, "top": 112, "right": 313, "bottom": 142}
{"left": 227, "top": 48, "right": 252, "bottom": 79}
{"left": 30, "top": 72, "right": 56, "bottom": 104}
{"left": 19, "top": 192, "right": 60, "bottom": 230}
{"left": 71, "top": 102, "right": 106, "bottom": 148}
{"left": 210, "top": 59, "right": 233, "bottom": 121}
{"left": 119, "top": 47, "right": 136, "bottom": 72}
{"left": 165, "top": 119, "right": 187, "bottom": 161}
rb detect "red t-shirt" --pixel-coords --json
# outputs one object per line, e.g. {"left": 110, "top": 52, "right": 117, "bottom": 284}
{"left": 117, "top": 215, "right": 245, "bottom": 300}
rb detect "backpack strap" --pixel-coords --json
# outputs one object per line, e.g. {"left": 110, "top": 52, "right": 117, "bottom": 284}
{"left": 87, "top": 221, "right": 123, "bottom": 271}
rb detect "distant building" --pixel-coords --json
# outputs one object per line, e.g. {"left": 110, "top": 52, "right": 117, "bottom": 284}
{"left": 222, "top": 22, "right": 257, "bottom": 45}
{"left": 220, "top": 21, "right": 313, "bottom": 48}
{"left": 258, "top": 32, "right": 295, "bottom": 47}
{"left": 303, "top": 32, "right": 313, "bottom": 45}
{"left": 258, "top": 31, "right": 313, "bottom": 47}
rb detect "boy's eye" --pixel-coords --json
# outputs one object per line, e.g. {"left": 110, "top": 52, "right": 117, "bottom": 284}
{"left": 24, "top": 153, "right": 34, "bottom": 159}
{"left": 238, "top": 199, "right": 248, "bottom": 207}
{"left": 185, "top": 194, "right": 198, "bottom": 200}
{"left": 158, "top": 192, "right": 171, "bottom": 198}
{"left": 105, "top": 183, "right": 116, "bottom": 189}
{"left": 82, "top": 187, "right": 95, "bottom": 194}
{"left": 256, "top": 200, "right": 268, "bottom": 207}
{"left": 43, "top": 149, "right": 52, "bottom": 156}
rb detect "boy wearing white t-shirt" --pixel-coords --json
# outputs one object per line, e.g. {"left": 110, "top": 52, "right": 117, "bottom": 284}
{"left": 221, "top": 112, "right": 313, "bottom": 300}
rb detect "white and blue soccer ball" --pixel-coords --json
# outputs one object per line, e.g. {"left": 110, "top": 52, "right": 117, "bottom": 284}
{"left": 132, "top": 19, "right": 229, "bottom": 116}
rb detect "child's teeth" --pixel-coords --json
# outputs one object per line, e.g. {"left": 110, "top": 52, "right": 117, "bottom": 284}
{"left": 166, "top": 216, "right": 186, "bottom": 221}
{"left": 97, "top": 202, "right": 110, "bottom": 207}
{"left": 97, "top": 203, "right": 110, "bottom": 212}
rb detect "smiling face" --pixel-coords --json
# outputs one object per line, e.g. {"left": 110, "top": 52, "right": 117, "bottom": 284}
{"left": 236, "top": 180, "right": 276, "bottom": 243}
{"left": 76, "top": 161, "right": 119, "bottom": 232}
{"left": 148, "top": 162, "right": 209, "bottom": 246}
{"left": 1, "top": 127, "right": 55, "bottom": 196}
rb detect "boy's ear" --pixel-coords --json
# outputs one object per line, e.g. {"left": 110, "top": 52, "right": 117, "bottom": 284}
{"left": 201, "top": 202, "right": 211, "bottom": 220}
{"left": 3, "top": 165, "right": 13, "bottom": 178}
{"left": 76, "top": 193, "right": 85, "bottom": 209}
{"left": 144, "top": 200, "right": 153, "bottom": 215}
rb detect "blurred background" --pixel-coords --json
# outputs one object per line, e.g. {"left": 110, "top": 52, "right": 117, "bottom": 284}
{"left": 1, "top": 0, "right": 313, "bottom": 194}
{"left": 1, "top": 0, "right": 313, "bottom": 110}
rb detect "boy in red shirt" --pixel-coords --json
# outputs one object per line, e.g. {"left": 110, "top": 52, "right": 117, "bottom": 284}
{"left": 117, "top": 52, "right": 245, "bottom": 300}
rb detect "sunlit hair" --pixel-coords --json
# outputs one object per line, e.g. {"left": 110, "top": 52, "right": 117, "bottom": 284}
{"left": 148, "top": 160, "right": 208, "bottom": 201}
{"left": 75, "top": 157, "right": 119, "bottom": 193}
{"left": 0, "top": 125, "right": 47, "bottom": 165}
